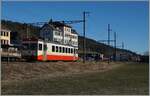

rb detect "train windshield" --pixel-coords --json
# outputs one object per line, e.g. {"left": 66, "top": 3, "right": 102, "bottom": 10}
{"left": 23, "top": 43, "right": 37, "bottom": 50}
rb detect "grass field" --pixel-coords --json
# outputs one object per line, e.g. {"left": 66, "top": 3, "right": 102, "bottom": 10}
{"left": 1, "top": 62, "right": 149, "bottom": 95}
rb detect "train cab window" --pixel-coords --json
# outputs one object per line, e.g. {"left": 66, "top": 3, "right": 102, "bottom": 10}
{"left": 63, "top": 47, "right": 65, "bottom": 53}
{"left": 30, "top": 43, "right": 37, "bottom": 50}
{"left": 56, "top": 46, "right": 58, "bottom": 52}
{"left": 23, "top": 44, "right": 28, "bottom": 49}
{"left": 23, "top": 43, "right": 37, "bottom": 50}
{"left": 39, "top": 44, "right": 42, "bottom": 50}
{"left": 52, "top": 46, "right": 55, "bottom": 52}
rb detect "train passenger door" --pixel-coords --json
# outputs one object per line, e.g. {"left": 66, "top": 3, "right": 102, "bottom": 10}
{"left": 38, "top": 43, "right": 43, "bottom": 61}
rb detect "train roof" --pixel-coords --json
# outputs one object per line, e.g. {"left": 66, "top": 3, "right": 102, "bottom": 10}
{"left": 40, "top": 39, "right": 78, "bottom": 48}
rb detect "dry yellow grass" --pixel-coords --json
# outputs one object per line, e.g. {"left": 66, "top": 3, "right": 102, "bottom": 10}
{"left": 1, "top": 62, "right": 148, "bottom": 95}
{"left": 2, "top": 61, "right": 120, "bottom": 81}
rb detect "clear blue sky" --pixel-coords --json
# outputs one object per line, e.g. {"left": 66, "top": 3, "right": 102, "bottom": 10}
{"left": 1, "top": 1, "right": 149, "bottom": 54}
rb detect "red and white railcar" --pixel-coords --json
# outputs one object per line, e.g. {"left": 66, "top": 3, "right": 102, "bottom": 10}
{"left": 21, "top": 38, "right": 78, "bottom": 61}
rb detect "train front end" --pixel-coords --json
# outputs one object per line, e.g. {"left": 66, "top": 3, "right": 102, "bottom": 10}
{"left": 21, "top": 38, "right": 38, "bottom": 61}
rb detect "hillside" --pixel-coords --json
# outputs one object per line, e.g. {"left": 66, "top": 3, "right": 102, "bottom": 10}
{"left": 1, "top": 19, "right": 138, "bottom": 57}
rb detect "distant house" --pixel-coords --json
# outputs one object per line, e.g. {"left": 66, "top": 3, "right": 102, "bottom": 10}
{"left": 0, "top": 29, "right": 11, "bottom": 45}
{"left": 1, "top": 29, "right": 21, "bottom": 60}
{"left": 1, "top": 29, "right": 20, "bottom": 46}
{"left": 40, "top": 20, "right": 78, "bottom": 48}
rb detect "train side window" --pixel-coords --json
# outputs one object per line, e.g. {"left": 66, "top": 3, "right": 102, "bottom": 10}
{"left": 63, "top": 47, "right": 65, "bottom": 53}
{"left": 70, "top": 48, "right": 71, "bottom": 53}
{"left": 71, "top": 48, "right": 73, "bottom": 53}
{"left": 67, "top": 48, "right": 69, "bottom": 53}
{"left": 74, "top": 49, "right": 76, "bottom": 54}
{"left": 39, "top": 44, "right": 42, "bottom": 50}
{"left": 52, "top": 46, "right": 55, "bottom": 52}
{"left": 68, "top": 48, "right": 70, "bottom": 53}
{"left": 70, "top": 48, "right": 72, "bottom": 53}
{"left": 65, "top": 48, "right": 67, "bottom": 53}
{"left": 56, "top": 46, "right": 58, "bottom": 52}
{"left": 59, "top": 47, "right": 61, "bottom": 53}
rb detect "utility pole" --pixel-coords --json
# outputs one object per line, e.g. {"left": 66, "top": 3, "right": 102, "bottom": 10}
{"left": 27, "top": 24, "right": 29, "bottom": 38}
{"left": 114, "top": 32, "right": 117, "bottom": 61}
{"left": 83, "top": 12, "right": 86, "bottom": 63}
{"left": 122, "top": 42, "right": 124, "bottom": 49}
{"left": 107, "top": 24, "right": 111, "bottom": 64}
{"left": 98, "top": 24, "right": 113, "bottom": 63}
{"left": 83, "top": 11, "right": 90, "bottom": 63}
{"left": 120, "top": 42, "right": 124, "bottom": 61}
